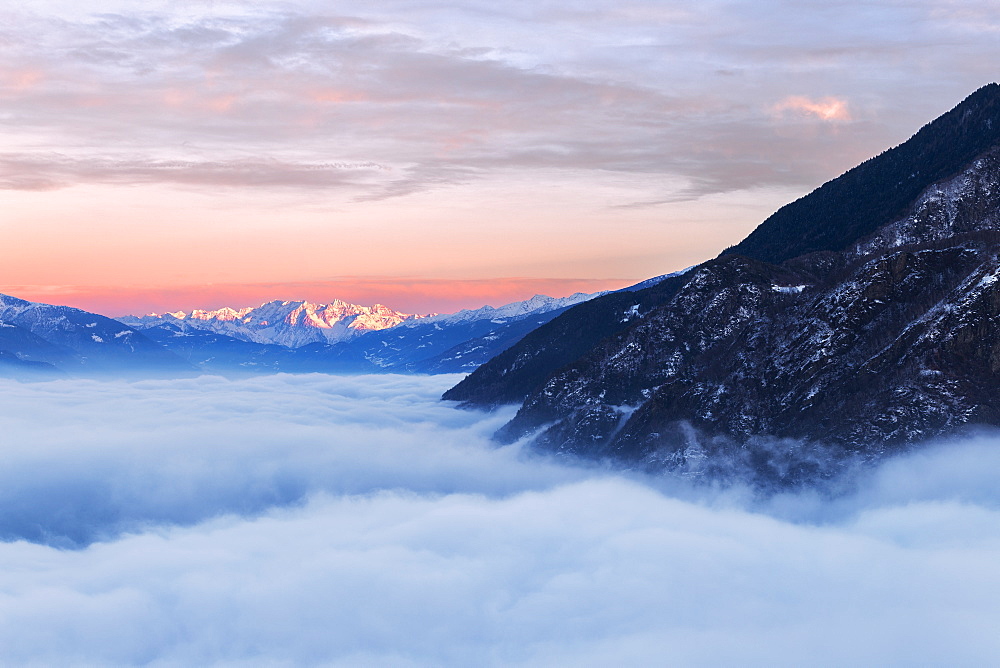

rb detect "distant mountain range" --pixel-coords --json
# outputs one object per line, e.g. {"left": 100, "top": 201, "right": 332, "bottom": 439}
{"left": 119, "top": 300, "right": 428, "bottom": 347}
{"left": 0, "top": 293, "right": 192, "bottom": 379}
{"left": 19, "top": 82, "right": 1000, "bottom": 491}
{"left": 0, "top": 291, "right": 607, "bottom": 378}
{"left": 445, "top": 83, "right": 1000, "bottom": 485}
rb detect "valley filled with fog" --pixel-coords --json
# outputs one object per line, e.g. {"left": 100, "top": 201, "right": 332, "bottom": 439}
{"left": 1, "top": 373, "right": 998, "bottom": 665}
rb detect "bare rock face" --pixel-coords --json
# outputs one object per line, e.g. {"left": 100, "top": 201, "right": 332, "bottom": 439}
{"left": 448, "top": 84, "right": 1000, "bottom": 485}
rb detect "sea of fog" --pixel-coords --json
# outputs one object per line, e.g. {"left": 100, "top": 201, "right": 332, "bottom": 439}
{"left": 1, "top": 373, "right": 999, "bottom": 666}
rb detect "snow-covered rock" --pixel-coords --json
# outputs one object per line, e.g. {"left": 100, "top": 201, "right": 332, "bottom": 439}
{"left": 122, "top": 300, "right": 430, "bottom": 348}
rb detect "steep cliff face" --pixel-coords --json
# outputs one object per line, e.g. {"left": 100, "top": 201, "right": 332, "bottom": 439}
{"left": 448, "top": 84, "right": 1000, "bottom": 482}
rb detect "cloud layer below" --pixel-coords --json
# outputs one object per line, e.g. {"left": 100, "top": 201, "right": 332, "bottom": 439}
{"left": 1, "top": 374, "right": 999, "bottom": 665}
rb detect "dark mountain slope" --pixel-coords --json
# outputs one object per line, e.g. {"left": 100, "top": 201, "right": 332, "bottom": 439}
{"left": 411, "top": 307, "right": 584, "bottom": 374}
{"left": 447, "top": 84, "right": 1000, "bottom": 483}
{"left": 0, "top": 350, "right": 63, "bottom": 380}
{"left": 0, "top": 294, "right": 193, "bottom": 377}
{"left": 722, "top": 83, "right": 1000, "bottom": 264}
{"left": 494, "top": 255, "right": 813, "bottom": 445}
{"left": 442, "top": 273, "right": 689, "bottom": 407}
{"left": 138, "top": 323, "right": 303, "bottom": 375}
{"left": 0, "top": 321, "right": 78, "bottom": 368}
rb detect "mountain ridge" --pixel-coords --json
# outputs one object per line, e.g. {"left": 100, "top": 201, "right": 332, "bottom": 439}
{"left": 0, "top": 290, "right": 606, "bottom": 379}
{"left": 121, "top": 299, "right": 430, "bottom": 348}
{"left": 445, "top": 83, "right": 1000, "bottom": 485}
{"left": 721, "top": 82, "right": 1000, "bottom": 264}
{"left": 0, "top": 293, "right": 193, "bottom": 377}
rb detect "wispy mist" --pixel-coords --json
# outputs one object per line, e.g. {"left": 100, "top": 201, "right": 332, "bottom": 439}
{"left": 1, "top": 374, "right": 998, "bottom": 665}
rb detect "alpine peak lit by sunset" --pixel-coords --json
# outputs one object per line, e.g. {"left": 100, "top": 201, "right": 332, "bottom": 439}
{"left": 3, "top": 1, "right": 998, "bottom": 315}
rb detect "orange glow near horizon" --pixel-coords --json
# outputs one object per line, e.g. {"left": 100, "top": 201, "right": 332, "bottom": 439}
{"left": 2, "top": 177, "right": 778, "bottom": 316}
{"left": 3, "top": 3, "right": 939, "bottom": 326}
{"left": 2, "top": 277, "right": 638, "bottom": 318}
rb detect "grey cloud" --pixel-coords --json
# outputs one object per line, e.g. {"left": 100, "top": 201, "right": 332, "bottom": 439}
{"left": 0, "top": 153, "right": 392, "bottom": 192}
{"left": 4, "top": 2, "right": 997, "bottom": 202}
{"left": 0, "top": 374, "right": 999, "bottom": 664}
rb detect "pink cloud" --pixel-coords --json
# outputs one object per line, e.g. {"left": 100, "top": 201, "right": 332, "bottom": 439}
{"left": 1, "top": 68, "right": 44, "bottom": 90}
{"left": 773, "top": 95, "right": 852, "bottom": 121}
{"left": 206, "top": 94, "right": 239, "bottom": 113}
{"left": 310, "top": 89, "right": 370, "bottom": 104}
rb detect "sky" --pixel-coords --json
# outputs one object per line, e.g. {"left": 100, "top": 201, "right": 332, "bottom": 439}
{"left": 1, "top": 372, "right": 999, "bottom": 665}
{"left": 2, "top": 1, "right": 1000, "bottom": 315}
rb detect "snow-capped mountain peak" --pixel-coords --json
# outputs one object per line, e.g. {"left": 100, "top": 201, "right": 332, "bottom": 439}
{"left": 412, "top": 291, "right": 601, "bottom": 327}
{"left": 115, "top": 290, "right": 606, "bottom": 369}
{"left": 122, "top": 299, "right": 428, "bottom": 348}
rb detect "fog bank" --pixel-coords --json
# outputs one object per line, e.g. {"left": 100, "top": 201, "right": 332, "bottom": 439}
{"left": 0, "top": 374, "right": 998, "bottom": 665}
